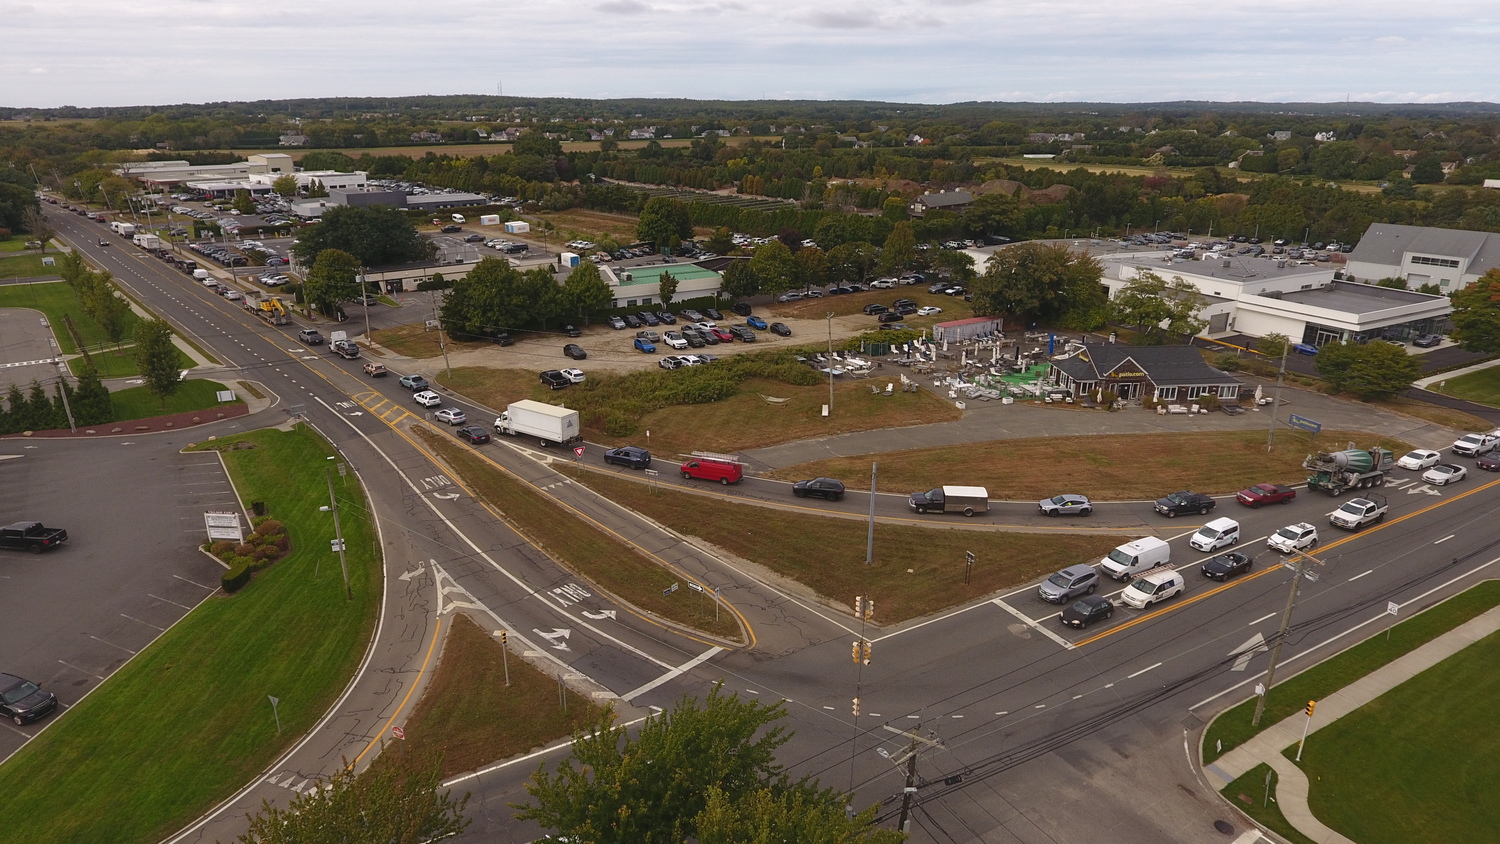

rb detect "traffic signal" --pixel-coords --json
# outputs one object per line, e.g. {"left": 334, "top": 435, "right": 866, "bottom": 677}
{"left": 853, "top": 640, "right": 861, "bottom": 663}
{"left": 862, "top": 598, "right": 875, "bottom": 621}
{"left": 861, "top": 640, "right": 872, "bottom": 665}
{"left": 1305, "top": 700, "right": 1317, "bottom": 717}
{"left": 499, "top": 630, "right": 508, "bottom": 647}
{"left": 852, "top": 697, "right": 861, "bottom": 716}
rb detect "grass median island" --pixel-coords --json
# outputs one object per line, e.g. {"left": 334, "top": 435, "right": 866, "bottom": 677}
{"left": 418, "top": 430, "right": 741, "bottom": 639}
{"left": 372, "top": 613, "right": 604, "bottom": 780}
{"left": 1219, "top": 764, "right": 1316, "bottom": 844}
{"left": 768, "top": 429, "right": 1412, "bottom": 500}
{"left": 1203, "top": 579, "right": 1500, "bottom": 763}
{"left": 1431, "top": 364, "right": 1500, "bottom": 408}
{"left": 563, "top": 469, "right": 1123, "bottom": 623}
{"left": 438, "top": 356, "right": 961, "bottom": 458}
{"left": 0, "top": 426, "right": 381, "bottom": 844}
{"left": 1297, "top": 627, "right": 1500, "bottom": 844}
{"left": 0, "top": 252, "right": 49, "bottom": 279}
{"left": 107, "top": 377, "right": 244, "bottom": 419}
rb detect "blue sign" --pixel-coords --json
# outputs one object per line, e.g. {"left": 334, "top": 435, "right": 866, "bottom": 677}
{"left": 1287, "top": 414, "right": 1322, "bottom": 434}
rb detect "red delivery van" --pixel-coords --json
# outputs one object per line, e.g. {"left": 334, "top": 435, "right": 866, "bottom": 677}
{"left": 680, "top": 456, "right": 744, "bottom": 485}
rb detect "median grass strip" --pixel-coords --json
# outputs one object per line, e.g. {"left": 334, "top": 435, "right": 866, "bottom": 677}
{"left": 1202, "top": 579, "right": 1500, "bottom": 763}
{"left": 1432, "top": 364, "right": 1500, "bottom": 408}
{"left": 108, "top": 377, "right": 244, "bottom": 420}
{"left": 0, "top": 426, "right": 380, "bottom": 844}
{"left": 767, "top": 429, "right": 1412, "bottom": 500}
{"left": 562, "top": 469, "right": 1123, "bottom": 623}
{"left": 418, "top": 429, "right": 740, "bottom": 639}
{"left": 1298, "top": 627, "right": 1500, "bottom": 844}
{"left": 1219, "top": 764, "right": 1316, "bottom": 844}
{"left": 373, "top": 613, "right": 603, "bottom": 780}
{"left": 0, "top": 252, "right": 49, "bottom": 279}
{"left": 0, "top": 278, "right": 131, "bottom": 353}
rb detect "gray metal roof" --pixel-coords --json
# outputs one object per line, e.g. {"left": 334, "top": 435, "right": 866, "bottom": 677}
{"left": 912, "top": 190, "right": 974, "bottom": 209}
{"left": 1347, "top": 223, "right": 1500, "bottom": 275}
{"left": 1276, "top": 280, "right": 1447, "bottom": 314}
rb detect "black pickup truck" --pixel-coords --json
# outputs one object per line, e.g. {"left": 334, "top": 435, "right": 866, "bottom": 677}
{"left": 0, "top": 522, "right": 68, "bottom": 553}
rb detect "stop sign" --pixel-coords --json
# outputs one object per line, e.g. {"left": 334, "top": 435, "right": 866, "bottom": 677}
{"left": 392, "top": 726, "right": 405, "bottom": 740}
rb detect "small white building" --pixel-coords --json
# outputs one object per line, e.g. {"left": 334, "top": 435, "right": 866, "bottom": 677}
{"left": 601, "top": 264, "right": 723, "bottom": 308}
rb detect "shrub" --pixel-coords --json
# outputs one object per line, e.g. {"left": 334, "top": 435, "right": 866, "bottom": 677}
{"left": 234, "top": 542, "right": 256, "bottom": 557}
{"left": 1213, "top": 352, "right": 1241, "bottom": 371}
{"left": 273, "top": 535, "right": 290, "bottom": 552}
{"left": 222, "top": 563, "right": 251, "bottom": 593}
{"left": 252, "top": 519, "right": 285, "bottom": 538}
{"left": 252, "top": 544, "right": 280, "bottom": 562}
{"left": 209, "top": 540, "right": 236, "bottom": 556}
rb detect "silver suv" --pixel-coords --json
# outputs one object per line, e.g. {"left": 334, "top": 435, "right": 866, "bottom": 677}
{"left": 1038, "top": 564, "right": 1100, "bottom": 604}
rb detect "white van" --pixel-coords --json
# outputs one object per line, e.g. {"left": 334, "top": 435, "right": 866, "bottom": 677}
{"left": 1189, "top": 517, "right": 1240, "bottom": 553}
{"left": 451, "top": 213, "right": 466, "bottom": 224}
{"left": 1121, "top": 567, "right": 1186, "bottom": 609}
{"left": 1101, "top": 536, "right": 1171, "bottom": 581}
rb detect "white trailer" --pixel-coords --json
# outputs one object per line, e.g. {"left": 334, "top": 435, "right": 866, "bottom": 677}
{"left": 504, "top": 221, "right": 531, "bottom": 234}
{"left": 132, "top": 233, "right": 162, "bottom": 249}
{"left": 493, "top": 399, "right": 582, "bottom": 447}
{"left": 109, "top": 221, "right": 137, "bottom": 237}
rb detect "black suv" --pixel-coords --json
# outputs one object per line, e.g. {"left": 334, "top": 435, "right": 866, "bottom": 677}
{"left": 863, "top": 303, "right": 889, "bottom": 315}
{"left": 1154, "top": 490, "right": 1215, "bottom": 518}
{"left": 792, "top": 477, "right": 845, "bottom": 500}
{"left": 731, "top": 302, "right": 752, "bottom": 317}
{"left": 0, "top": 673, "right": 57, "bottom": 725}
{"left": 603, "top": 446, "right": 652, "bottom": 469}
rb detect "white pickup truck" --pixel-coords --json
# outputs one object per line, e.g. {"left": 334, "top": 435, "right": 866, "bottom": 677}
{"left": 1329, "top": 494, "right": 1388, "bottom": 530}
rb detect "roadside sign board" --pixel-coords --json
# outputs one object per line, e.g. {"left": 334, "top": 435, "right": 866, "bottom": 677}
{"left": 204, "top": 511, "right": 243, "bottom": 542}
{"left": 1387, "top": 601, "right": 1399, "bottom": 616}
{"left": 1287, "top": 414, "right": 1322, "bottom": 434}
{"left": 574, "top": 446, "right": 585, "bottom": 457}
{"left": 392, "top": 726, "right": 405, "bottom": 740}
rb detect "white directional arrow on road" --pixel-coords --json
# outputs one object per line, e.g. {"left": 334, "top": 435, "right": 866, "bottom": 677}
{"left": 397, "top": 563, "right": 427, "bottom": 582}
{"left": 432, "top": 492, "right": 460, "bottom": 500}
{"left": 582, "top": 610, "right": 617, "bottom": 620}
{"left": 534, "top": 628, "right": 572, "bottom": 651}
{"left": 346, "top": 411, "right": 364, "bottom": 416}
{"left": 1408, "top": 484, "right": 1442, "bottom": 496}
{"left": 1229, "top": 632, "right": 1269, "bottom": 672}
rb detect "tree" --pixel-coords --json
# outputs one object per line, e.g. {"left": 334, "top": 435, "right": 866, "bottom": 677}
{"left": 562, "top": 260, "right": 614, "bottom": 322}
{"left": 1314, "top": 341, "right": 1420, "bottom": 400}
{"left": 1410, "top": 154, "right": 1445, "bottom": 184}
{"left": 0, "top": 182, "right": 41, "bottom": 234}
{"left": 236, "top": 754, "right": 469, "bottom": 844}
{"left": 232, "top": 189, "right": 256, "bottom": 216}
{"left": 881, "top": 195, "right": 908, "bottom": 221}
{"left": 271, "top": 174, "right": 298, "bottom": 197}
{"left": 878, "top": 222, "right": 916, "bottom": 276}
{"left": 657, "top": 269, "right": 678, "bottom": 306}
{"left": 19, "top": 205, "right": 54, "bottom": 252}
{"left": 704, "top": 226, "right": 735, "bottom": 255}
{"left": 1109, "top": 271, "right": 1207, "bottom": 343}
{"left": 636, "top": 197, "right": 693, "bottom": 252}
{"left": 748, "top": 239, "right": 798, "bottom": 295}
{"left": 971, "top": 242, "right": 1104, "bottom": 329}
{"left": 1256, "top": 332, "right": 1291, "bottom": 359}
{"left": 519, "top": 683, "right": 843, "bottom": 844}
{"left": 303, "top": 249, "right": 363, "bottom": 317}
{"left": 1449, "top": 269, "right": 1500, "bottom": 353}
{"left": 720, "top": 260, "right": 758, "bottom": 299}
{"left": 795, "top": 246, "right": 829, "bottom": 291}
{"left": 827, "top": 241, "right": 878, "bottom": 285}
{"left": 131, "top": 318, "right": 181, "bottom": 409}
{"left": 291, "top": 205, "right": 436, "bottom": 267}
{"left": 91, "top": 282, "right": 133, "bottom": 348}
{"left": 25, "top": 379, "right": 63, "bottom": 431}
{"left": 71, "top": 364, "right": 114, "bottom": 426}
{"left": 305, "top": 179, "right": 329, "bottom": 198}
{"left": 695, "top": 785, "right": 904, "bottom": 844}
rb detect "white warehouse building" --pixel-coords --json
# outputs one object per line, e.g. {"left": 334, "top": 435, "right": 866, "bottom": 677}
{"left": 1343, "top": 223, "right": 1500, "bottom": 293}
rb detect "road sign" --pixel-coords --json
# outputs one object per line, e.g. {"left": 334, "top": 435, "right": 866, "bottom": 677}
{"left": 574, "top": 446, "right": 585, "bottom": 457}
{"left": 663, "top": 582, "right": 680, "bottom": 596}
{"left": 392, "top": 726, "right": 405, "bottom": 740}
{"left": 1387, "top": 601, "right": 1399, "bottom": 616}
{"left": 1287, "top": 414, "right": 1322, "bottom": 434}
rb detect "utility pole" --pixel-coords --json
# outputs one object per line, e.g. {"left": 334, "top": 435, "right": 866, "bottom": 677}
{"left": 1265, "top": 340, "right": 1289, "bottom": 453}
{"left": 429, "top": 291, "right": 452, "bottom": 377}
{"left": 881, "top": 724, "right": 943, "bottom": 834}
{"left": 323, "top": 459, "right": 353, "bottom": 600}
{"left": 865, "top": 462, "right": 876, "bottom": 566}
{"left": 1252, "top": 547, "right": 1325, "bottom": 726}
{"left": 826, "top": 312, "right": 835, "bottom": 414}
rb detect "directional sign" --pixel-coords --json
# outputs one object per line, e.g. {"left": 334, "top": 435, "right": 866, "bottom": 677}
{"left": 1229, "top": 632, "right": 1269, "bottom": 672}
{"left": 1287, "top": 414, "right": 1322, "bottom": 434}
{"left": 534, "top": 628, "right": 572, "bottom": 651}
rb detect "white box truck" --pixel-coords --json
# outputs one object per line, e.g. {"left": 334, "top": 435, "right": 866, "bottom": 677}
{"left": 504, "top": 221, "right": 531, "bottom": 234}
{"left": 908, "top": 486, "right": 989, "bottom": 517}
{"left": 493, "top": 400, "right": 582, "bottom": 447}
{"left": 132, "top": 233, "right": 162, "bottom": 249}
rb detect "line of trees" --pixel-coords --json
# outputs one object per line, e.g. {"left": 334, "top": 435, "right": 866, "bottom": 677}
{"left": 439, "top": 257, "right": 614, "bottom": 339}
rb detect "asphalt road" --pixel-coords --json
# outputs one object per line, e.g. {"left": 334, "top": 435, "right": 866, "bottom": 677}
{"left": 22, "top": 207, "right": 1500, "bottom": 843}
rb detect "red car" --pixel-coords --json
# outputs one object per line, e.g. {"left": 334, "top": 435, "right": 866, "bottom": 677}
{"left": 1236, "top": 483, "right": 1296, "bottom": 508}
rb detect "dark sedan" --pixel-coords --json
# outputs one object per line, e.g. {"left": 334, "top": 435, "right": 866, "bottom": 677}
{"left": 1060, "top": 596, "right": 1114, "bottom": 629}
{"left": 455, "top": 426, "right": 491, "bottom": 445}
{"left": 564, "top": 343, "right": 587, "bottom": 360}
{"left": 1412, "top": 333, "right": 1443, "bottom": 348}
{"left": 0, "top": 673, "right": 58, "bottom": 725}
{"left": 1201, "top": 551, "right": 1253, "bottom": 581}
{"left": 603, "top": 446, "right": 652, "bottom": 469}
{"left": 770, "top": 322, "right": 792, "bottom": 336}
{"left": 1478, "top": 451, "right": 1500, "bottom": 472}
{"left": 792, "top": 477, "right": 846, "bottom": 500}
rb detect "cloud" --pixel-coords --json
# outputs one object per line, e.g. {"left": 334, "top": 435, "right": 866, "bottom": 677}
{"left": 597, "top": 0, "right": 653, "bottom": 14}
{"left": 29, "top": 67, "right": 47, "bottom": 74}
{"left": 801, "top": 9, "right": 880, "bottom": 29}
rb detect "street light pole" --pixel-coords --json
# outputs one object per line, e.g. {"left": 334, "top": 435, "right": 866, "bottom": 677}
{"left": 324, "top": 459, "right": 352, "bottom": 600}
{"left": 826, "top": 312, "right": 835, "bottom": 414}
{"left": 1266, "top": 341, "right": 1289, "bottom": 453}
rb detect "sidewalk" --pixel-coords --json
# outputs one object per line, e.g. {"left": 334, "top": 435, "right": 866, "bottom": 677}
{"left": 1413, "top": 356, "right": 1500, "bottom": 389}
{"left": 1202, "top": 603, "right": 1500, "bottom": 844}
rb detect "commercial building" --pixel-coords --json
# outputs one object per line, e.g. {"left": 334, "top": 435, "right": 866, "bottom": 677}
{"left": 908, "top": 190, "right": 974, "bottom": 217}
{"left": 601, "top": 264, "right": 723, "bottom": 308}
{"left": 1343, "top": 223, "right": 1500, "bottom": 292}
{"left": 1048, "top": 342, "right": 1242, "bottom": 405}
{"left": 287, "top": 188, "right": 487, "bottom": 219}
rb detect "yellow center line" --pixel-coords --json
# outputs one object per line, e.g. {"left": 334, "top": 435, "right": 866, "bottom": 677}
{"left": 1074, "top": 475, "right": 1500, "bottom": 647}
{"left": 352, "top": 616, "right": 441, "bottom": 767}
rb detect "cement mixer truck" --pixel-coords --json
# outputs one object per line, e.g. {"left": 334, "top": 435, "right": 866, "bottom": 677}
{"left": 1304, "top": 445, "right": 1394, "bottom": 495}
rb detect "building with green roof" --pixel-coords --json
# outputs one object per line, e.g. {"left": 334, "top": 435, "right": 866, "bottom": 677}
{"left": 602, "top": 263, "right": 722, "bottom": 308}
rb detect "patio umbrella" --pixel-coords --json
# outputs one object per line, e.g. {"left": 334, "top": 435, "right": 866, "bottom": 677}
{"left": 1254, "top": 385, "right": 1264, "bottom": 405}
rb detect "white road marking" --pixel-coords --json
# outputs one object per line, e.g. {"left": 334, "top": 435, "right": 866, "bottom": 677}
{"left": 991, "top": 598, "right": 1076, "bottom": 650}
{"left": 1434, "top": 534, "right": 1455, "bottom": 544}
{"left": 620, "top": 646, "right": 725, "bottom": 702}
{"left": 1127, "top": 662, "right": 1162, "bottom": 679}
{"left": 1348, "top": 570, "right": 1373, "bottom": 582}
{"left": 1248, "top": 612, "right": 1276, "bottom": 626}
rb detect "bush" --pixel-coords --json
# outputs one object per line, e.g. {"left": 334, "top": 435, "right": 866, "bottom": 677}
{"left": 1213, "top": 352, "right": 1241, "bottom": 371}
{"left": 252, "top": 518, "right": 284, "bottom": 537}
{"left": 234, "top": 542, "right": 256, "bottom": 557}
{"left": 209, "top": 540, "right": 236, "bottom": 556}
{"left": 252, "top": 544, "right": 280, "bottom": 562}
{"left": 222, "top": 563, "right": 251, "bottom": 593}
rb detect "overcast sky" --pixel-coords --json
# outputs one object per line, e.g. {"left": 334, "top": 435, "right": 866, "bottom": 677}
{"left": 5, "top": 0, "right": 1499, "bottom": 109}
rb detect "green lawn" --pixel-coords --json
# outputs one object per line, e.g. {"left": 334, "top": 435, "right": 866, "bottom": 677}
{"left": 0, "top": 279, "right": 137, "bottom": 354}
{"left": 0, "top": 252, "right": 51, "bottom": 279}
{"left": 108, "top": 377, "right": 244, "bottom": 420}
{"left": 1218, "top": 764, "right": 1316, "bottom": 844}
{"left": 1203, "top": 580, "right": 1500, "bottom": 763}
{"left": 1431, "top": 364, "right": 1500, "bottom": 408}
{"left": 68, "top": 343, "right": 195, "bottom": 378}
{"left": 0, "top": 426, "right": 381, "bottom": 844}
{"left": 1299, "top": 628, "right": 1500, "bottom": 844}
{"left": 0, "top": 238, "right": 39, "bottom": 253}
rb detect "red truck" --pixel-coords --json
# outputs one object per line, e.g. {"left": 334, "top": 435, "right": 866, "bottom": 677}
{"left": 1236, "top": 483, "right": 1297, "bottom": 508}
